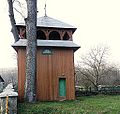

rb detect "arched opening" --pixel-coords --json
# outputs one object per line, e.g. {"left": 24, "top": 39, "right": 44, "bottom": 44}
{"left": 63, "top": 32, "right": 70, "bottom": 40}
{"left": 37, "top": 30, "right": 46, "bottom": 40}
{"left": 49, "top": 31, "right": 60, "bottom": 40}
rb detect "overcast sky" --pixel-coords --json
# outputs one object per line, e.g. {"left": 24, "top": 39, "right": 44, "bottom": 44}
{"left": 0, "top": 0, "right": 120, "bottom": 68}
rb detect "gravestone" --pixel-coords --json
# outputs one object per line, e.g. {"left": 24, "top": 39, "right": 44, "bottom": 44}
{"left": 0, "top": 83, "right": 18, "bottom": 114}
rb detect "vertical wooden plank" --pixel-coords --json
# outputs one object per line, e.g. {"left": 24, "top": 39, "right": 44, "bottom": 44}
{"left": 36, "top": 48, "right": 53, "bottom": 101}
{"left": 18, "top": 48, "right": 26, "bottom": 102}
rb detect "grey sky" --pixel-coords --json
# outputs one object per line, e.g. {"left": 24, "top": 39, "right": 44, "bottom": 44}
{"left": 0, "top": 0, "right": 120, "bottom": 68}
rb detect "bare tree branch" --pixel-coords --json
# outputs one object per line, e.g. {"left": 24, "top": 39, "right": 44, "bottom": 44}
{"left": 13, "top": 0, "right": 26, "bottom": 18}
{"left": 13, "top": 7, "right": 25, "bottom": 18}
{"left": 12, "top": 0, "right": 16, "bottom": 3}
{"left": 7, "top": 0, "right": 19, "bottom": 42}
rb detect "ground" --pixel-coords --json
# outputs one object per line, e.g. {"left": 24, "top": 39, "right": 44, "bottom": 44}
{"left": 18, "top": 95, "right": 120, "bottom": 114}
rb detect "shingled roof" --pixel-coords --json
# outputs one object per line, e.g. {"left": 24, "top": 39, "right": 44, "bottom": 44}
{"left": 16, "top": 16, "right": 76, "bottom": 30}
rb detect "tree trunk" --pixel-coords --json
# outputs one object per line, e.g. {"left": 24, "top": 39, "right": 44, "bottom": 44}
{"left": 7, "top": 0, "right": 19, "bottom": 42}
{"left": 25, "top": 0, "right": 37, "bottom": 102}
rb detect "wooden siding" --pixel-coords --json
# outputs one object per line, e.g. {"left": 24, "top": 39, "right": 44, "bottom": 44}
{"left": 18, "top": 48, "right": 26, "bottom": 102}
{"left": 17, "top": 48, "right": 75, "bottom": 101}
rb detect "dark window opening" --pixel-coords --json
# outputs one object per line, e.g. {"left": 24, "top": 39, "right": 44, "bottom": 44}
{"left": 49, "top": 31, "right": 60, "bottom": 40}
{"left": 63, "top": 32, "right": 70, "bottom": 40}
{"left": 37, "top": 30, "right": 46, "bottom": 40}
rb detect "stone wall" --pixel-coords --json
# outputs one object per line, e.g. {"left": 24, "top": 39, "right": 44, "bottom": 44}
{"left": 0, "top": 83, "right": 18, "bottom": 114}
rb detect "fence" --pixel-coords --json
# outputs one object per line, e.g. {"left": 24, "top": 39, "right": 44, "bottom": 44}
{"left": 75, "top": 86, "right": 120, "bottom": 97}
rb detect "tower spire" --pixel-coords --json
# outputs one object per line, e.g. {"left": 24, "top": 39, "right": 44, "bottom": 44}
{"left": 44, "top": 3, "right": 47, "bottom": 17}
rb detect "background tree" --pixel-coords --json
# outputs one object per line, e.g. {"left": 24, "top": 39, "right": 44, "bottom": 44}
{"left": 76, "top": 45, "right": 113, "bottom": 91}
{"left": 7, "top": 0, "right": 37, "bottom": 102}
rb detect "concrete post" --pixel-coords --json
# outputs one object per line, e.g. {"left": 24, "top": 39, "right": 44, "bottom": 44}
{"left": 0, "top": 83, "right": 18, "bottom": 114}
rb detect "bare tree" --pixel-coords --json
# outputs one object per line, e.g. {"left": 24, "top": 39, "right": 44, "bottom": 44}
{"left": 7, "top": 0, "right": 37, "bottom": 102}
{"left": 77, "top": 46, "right": 113, "bottom": 91}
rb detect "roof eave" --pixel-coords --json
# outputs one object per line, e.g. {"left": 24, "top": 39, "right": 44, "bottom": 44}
{"left": 12, "top": 45, "right": 80, "bottom": 52}
{"left": 16, "top": 24, "right": 77, "bottom": 32}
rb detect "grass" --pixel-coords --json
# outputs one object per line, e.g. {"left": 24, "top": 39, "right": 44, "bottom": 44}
{"left": 18, "top": 95, "right": 120, "bottom": 114}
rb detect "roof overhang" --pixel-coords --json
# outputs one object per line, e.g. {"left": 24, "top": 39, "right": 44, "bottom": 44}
{"left": 12, "top": 39, "right": 80, "bottom": 52}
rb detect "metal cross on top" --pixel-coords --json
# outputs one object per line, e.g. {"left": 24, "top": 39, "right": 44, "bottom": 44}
{"left": 44, "top": 3, "right": 47, "bottom": 17}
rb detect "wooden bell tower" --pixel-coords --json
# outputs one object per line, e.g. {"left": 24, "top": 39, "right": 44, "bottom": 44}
{"left": 12, "top": 15, "right": 80, "bottom": 102}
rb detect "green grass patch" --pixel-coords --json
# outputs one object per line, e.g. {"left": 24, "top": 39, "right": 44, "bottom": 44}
{"left": 18, "top": 95, "right": 120, "bottom": 114}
